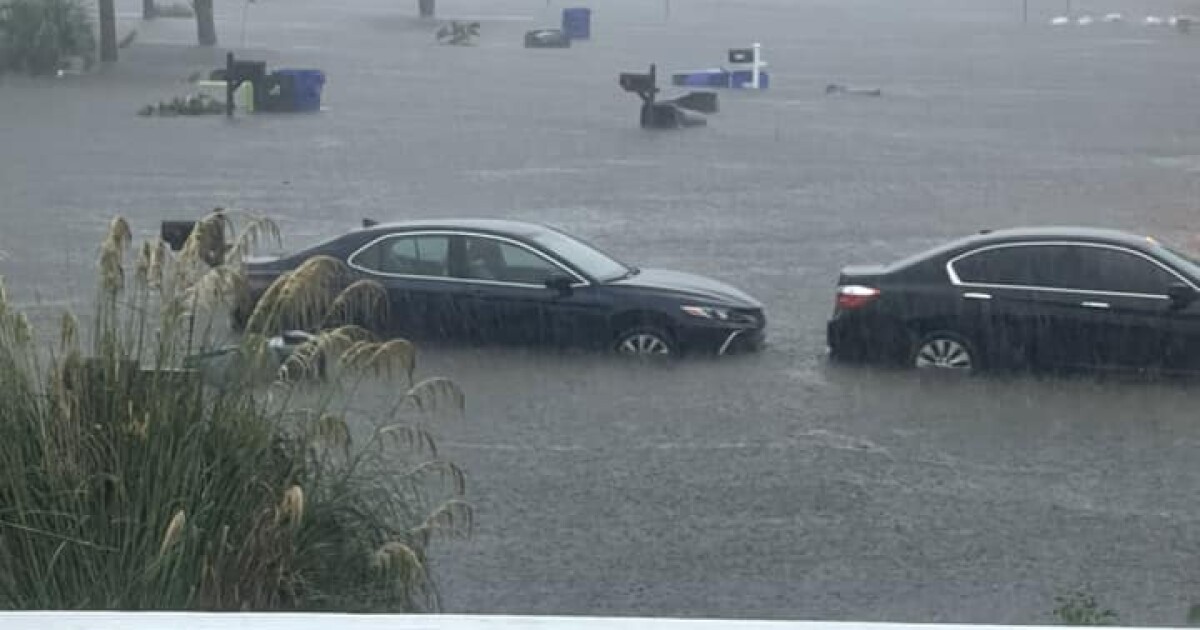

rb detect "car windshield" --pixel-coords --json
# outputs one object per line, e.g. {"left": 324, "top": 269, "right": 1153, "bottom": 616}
{"left": 530, "top": 229, "right": 631, "bottom": 282}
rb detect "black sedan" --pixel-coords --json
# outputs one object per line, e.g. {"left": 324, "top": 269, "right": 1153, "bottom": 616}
{"left": 827, "top": 227, "right": 1200, "bottom": 373}
{"left": 238, "top": 219, "right": 765, "bottom": 357}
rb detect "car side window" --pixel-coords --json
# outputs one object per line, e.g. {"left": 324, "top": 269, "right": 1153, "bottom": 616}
{"left": 460, "top": 236, "right": 564, "bottom": 285}
{"left": 952, "top": 245, "right": 1056, "bottom": 286}
{"left": 354, "top": 235, "right": 450, "bottom": 277}
{"left": 1070, "top": 247, "right": 1178, "bottom": 295}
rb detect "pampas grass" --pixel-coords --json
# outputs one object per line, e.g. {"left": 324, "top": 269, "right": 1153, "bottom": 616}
{"left": 0, "top": 210, "right": 468, "bottom": 611}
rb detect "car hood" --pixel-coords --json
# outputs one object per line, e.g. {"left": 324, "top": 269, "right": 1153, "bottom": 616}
{"left": 608, "top": 268, "right": 761, "bottom": 307}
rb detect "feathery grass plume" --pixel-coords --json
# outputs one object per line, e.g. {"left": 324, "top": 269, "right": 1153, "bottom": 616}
{"left": 277, "top": 486, "right": 305, "bottom": 528}
{"left": 134, "top": 241, "right": 153, "bottom": 288}
{"left": 340, "top": 338, "right": 416, "bottom": 384}
{"left": 160, "top": 509, "right": 188, "bottom": 557}
{"left": 420, "top": 499, "right": 474, "bottom": 539}
{"left": 311, "top": 413, "right": 351, "bottom": 451}
{"left": 397, "top": 377, "right": 464, "bottom": 419}
{"left": 403, "top": 460, "right": 467, "bottom": 497}
{"left": 147, "top": 239, "right": 167, "bottom": 289}
{"left": 98, "top": 216, "right": 132, "bottom": 295}
{"left": 226, "top": 214, "right": 281, "bottom": 263}
{"left": 178, "top": 210, "right": 229, "bottom": 269}
{"left": 183, "top": 265, "right": 242, "bottom": 314}
{"left": 245, "top": 255, "right": 346, "bottom": 335}
{"left": 324, "top": 279, "right": 388, "bottom": 328}
{"left": 370, "top": 541, "right": 425, "bottom": 578}
{"left": 277, "top": 326, "right": 372, "bottom": 382}
{"left": 6, "top": 312, "right": 31, "bottom": 346}
{"left": 0, "top": 213, "right": 467, "bottom": 612}
{"left": 376, "top": 424, "right": 439, "bottom": 457}
{"left": 58, "top": 312, "right": 78, "bottom": 352}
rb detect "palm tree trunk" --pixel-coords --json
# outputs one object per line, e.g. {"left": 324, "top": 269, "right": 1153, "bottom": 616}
{"left": 143, "top": 0, "right": 156, "bottom": 19}
{"left": 195, "top": 0, "right": 217, "bottom": 46}
{"left": 98, "top": 0, "right": 118, "bottom": 62}
{"left": 419, "top": 0, "right": 435, "bottom": 18}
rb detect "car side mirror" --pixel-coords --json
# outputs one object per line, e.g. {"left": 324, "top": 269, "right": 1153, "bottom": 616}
{"left": 545, "top": 275, "right": 573, "bottom": 295}
{"left": 1167, "top": 283, "right": 1197, "bottom": 309}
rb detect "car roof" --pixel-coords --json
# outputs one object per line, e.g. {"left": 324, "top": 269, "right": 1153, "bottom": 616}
{"left": 354, "top": 218, "right": 554, "bottom": 240}
{"left": 968, "top": 226, "right": 1158, "bottom": 247}
{"left": 889, "top": 226, "right": 1170, "bottom": 271}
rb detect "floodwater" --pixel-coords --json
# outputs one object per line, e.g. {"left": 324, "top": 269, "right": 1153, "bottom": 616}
{"left": 3, "top": 0, "right": 1200, "bottom": 623}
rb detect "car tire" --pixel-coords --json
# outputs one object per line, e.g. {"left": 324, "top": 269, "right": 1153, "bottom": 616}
{"left": 613, "top": 326, "right": 677, "bottom": 358}
{"left": 909, "top": 330, "right": 979, "bottom": 373}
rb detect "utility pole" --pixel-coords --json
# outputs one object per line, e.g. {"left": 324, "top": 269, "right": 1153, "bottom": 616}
{"left": 1022, "top": 0, "right": 1028, "bottom": 24}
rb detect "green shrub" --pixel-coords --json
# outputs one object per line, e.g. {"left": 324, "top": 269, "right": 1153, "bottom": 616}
{"left": 0, "top": 212, "right": 470, "bottom": 610}
{"left": 0, "top": 0, "right": 95, "bottom": 75}
{"left": 1053, "top": 590, "right": 1118, "bottom": 626}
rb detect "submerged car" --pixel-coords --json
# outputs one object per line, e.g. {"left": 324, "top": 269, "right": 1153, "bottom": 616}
{"left": 827, "top": 227, "right": 1200, "bottom": 373}
{"left": 186, "top": 219, "right": 766, "bottom": 357}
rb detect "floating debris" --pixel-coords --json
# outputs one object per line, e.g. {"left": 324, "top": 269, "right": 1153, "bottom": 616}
{"left": 436, "top": 21, "right": 480, "bottom": 46}
{"left": 137, "top": 93, "right": 225, "bottom": 116}
{"left": 525, "top": 28, "right": 570, "bottom": 48}
{"left": 825, "top": 83, "right": 882, "bottom": 97}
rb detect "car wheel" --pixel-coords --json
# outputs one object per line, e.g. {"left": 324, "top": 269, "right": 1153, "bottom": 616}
{"left": 910, "top": 331, "right": 978, "bottom": 372}
{"left": 614, "top": 327, "right": 677, "bottom": 358}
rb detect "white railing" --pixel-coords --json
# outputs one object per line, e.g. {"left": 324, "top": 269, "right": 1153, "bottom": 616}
{"left": 0, "top": 614, "right": 1160, "bottom": 630}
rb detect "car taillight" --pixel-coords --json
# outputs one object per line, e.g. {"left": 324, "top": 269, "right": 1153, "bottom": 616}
{"left": 836, "top": 285, "right": 880, "bottom": 310}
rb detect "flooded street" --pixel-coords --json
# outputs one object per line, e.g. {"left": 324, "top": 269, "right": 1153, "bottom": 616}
{"left": 4, "top": 0, "right": 1200, "bottom": 622}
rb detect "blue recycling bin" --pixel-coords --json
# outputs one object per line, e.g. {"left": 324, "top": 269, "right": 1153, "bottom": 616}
{"left": 671, "top": 69, "right": 731, "bottom": 88}
{"left": 562, "top": 7, "right": 591, "bottom": 40}
{"left": 273, "top": 69, "right": 325, "bottom": 112}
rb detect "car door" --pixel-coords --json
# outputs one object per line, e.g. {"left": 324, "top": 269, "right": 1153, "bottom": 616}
{"left": 1062, "top": 244, "right": 1189, "bottom": 370}
{"left": 946, "top": 244, "right": 1060, "bottom": 368}
{"left": 454, "top": 234, "right": 609, "bottom": 347}
{"left": 347, "top": 232, "right": 471, "bottom": 341}
{"left": 1002, "top": 243, "right": 1188, "bottom": 370}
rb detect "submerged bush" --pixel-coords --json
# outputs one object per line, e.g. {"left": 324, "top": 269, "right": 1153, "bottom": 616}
{"left": 0, "top": 0, "right": 95, "bottom": 75}
{"left": 1053, "top": 590, "right": 1118, "bottom": 626}
{"left": 0, "top": 211, "right": 470, "bottom": 610}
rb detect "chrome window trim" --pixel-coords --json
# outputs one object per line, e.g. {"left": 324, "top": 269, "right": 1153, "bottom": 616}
{"left": 347, "top": 230, "right": 591, "bottom": 288}
{"left": 945, "top": 240, "right": 1198, "bottom": 299}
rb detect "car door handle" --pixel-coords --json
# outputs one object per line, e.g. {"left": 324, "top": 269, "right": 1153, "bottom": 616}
{"left": 1080, "top": 301, "right": 1110, "bottom": 309}
{"left": 962, "top": 292, "right": 992, "bottom": 300}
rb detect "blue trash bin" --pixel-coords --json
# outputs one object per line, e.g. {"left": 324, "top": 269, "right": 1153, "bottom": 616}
{"left": 562, "top": 7, "right": 591, "bottom": 40}
{"left": 273, "top": 69, "right": 325, "bottom": 112}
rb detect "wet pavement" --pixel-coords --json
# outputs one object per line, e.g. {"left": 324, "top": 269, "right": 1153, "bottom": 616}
{"left": 4, "top": 0, "right": 1200, "bottom": 623}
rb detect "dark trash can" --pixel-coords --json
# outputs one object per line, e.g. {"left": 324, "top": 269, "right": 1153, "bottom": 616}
{"left": 641, "top": 102, "right": 705, "bottom": 129}
{"left": 260, "top": 73, "right": 295, "bottom": 112}
{"left": 562, "top": 7, "right": 591, "bottom": 39}
{"left": 668, "top": 91, "right": 719, "bottom": 114}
